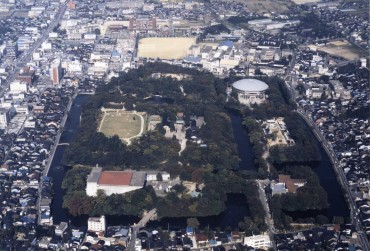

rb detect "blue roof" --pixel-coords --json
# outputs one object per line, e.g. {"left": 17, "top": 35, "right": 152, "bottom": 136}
{"left": 348, "top": 245, "right": 356, "bottom": 251}
{"left": 112, "top": 50, "right": 121, "bottom": 57}
{"left": 209, "top": 239, "right": 217, "bottom": 245}
{"left": 219, "top": 40, "right": 234, "bottom": 48}
{"left": 186, "top": 227, "right": 193, "bottom": 233}
{"left": 183, "top": 56, "right": 201, "bottom": 63}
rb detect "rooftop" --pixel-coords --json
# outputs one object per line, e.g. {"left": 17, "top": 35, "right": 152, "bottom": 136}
{"left": 87, "top": 167, "right": 102, "bottom": 183}
{"left": 98, "top": 171, "right": 133, "bottom": 186}
{"left": 232, "top": 79, "right": 269, "bottom": 92}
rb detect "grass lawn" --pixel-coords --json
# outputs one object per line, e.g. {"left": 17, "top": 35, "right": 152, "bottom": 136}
{"left": 99, "top": 112, "right": 143, "bottom": 139}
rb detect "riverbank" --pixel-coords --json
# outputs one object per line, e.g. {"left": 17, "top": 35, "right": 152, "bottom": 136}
{"left": 37, "top": 90, "right": 78, "bottom": 225}
{"left": 296, "top": 110, "right": 350, "bottom": 218}
{"left": 48, "top": 95, "right": 88, "bottom": 224}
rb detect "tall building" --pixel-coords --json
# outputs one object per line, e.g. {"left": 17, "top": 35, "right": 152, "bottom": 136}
{"left": 0, "top": 108, "right": 10, "bottom": 130}
{"left": 87, "top": 215, "right": 106, "bottom": 232}
{"left": 50, "top": 59, "right": 63, "bottom": 84}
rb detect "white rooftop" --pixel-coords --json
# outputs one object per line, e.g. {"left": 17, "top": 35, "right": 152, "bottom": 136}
{"left": 232, "top": 79, "right": 269, "bottom": 92}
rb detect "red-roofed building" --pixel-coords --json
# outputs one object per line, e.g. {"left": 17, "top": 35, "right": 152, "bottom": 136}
{"left": 278, "top": 175, "right": 306, "bottom": 193}
{"left": 98, "top": 171, "right": 133, "bottom": 186}
{"left": 86, "top": 167, "right": 146, "bottom": 196}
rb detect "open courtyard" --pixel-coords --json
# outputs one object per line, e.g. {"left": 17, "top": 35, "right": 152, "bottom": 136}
{"left": 98, "top": 110, "right": 147, "bottom": 143}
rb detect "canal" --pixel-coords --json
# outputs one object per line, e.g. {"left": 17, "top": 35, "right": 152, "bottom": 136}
{"left": 48, "top": 95, "right": 87, "bottom": 224}
{"left": 49, "top": 96, "right": 348, "bottom": 229}
{"left": 228, "top": 111, "right": 256, "bottom": 171}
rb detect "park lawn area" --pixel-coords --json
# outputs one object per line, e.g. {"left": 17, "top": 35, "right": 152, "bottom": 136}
{"left": 99, "top": 112, "right": 144, "bottom": 139}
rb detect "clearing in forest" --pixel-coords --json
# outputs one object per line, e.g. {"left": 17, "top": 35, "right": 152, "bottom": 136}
{"left": 98, "top": 110, "right": 147, "bottom": 143}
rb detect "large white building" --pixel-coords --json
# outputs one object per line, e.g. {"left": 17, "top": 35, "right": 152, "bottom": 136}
{"left": 232, "top": 78, "right": 268, "bottom": 105}
{"left": 86, "top": 167, "right": 146, "bottom": 196}
{"left": 244, "top": 234, "right": 272, "bottom": 249}
{"left": 9, "top": 80, "right": 28, "bottom": 93}
{"left": 88, "top": 215, "right": 106, "bottom": 232}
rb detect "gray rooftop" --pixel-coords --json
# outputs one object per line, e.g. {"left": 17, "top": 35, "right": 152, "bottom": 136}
{"left": 232, "top": 78, "right": 269, "bottom": 92}
{"left": 130, "top": 171, "right": 146, "bottom": 187}
{"left": 87, "top": 167, "right": 102, "bottom": 183}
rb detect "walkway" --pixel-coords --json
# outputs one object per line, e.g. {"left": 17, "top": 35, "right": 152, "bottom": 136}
{"left": 127, "top": 208, "right": 157, "bottom": 251}
{"left": 256, "top": 180, "right": 277, "bottom": 251}
{"left": 125, "top": 111, "right": 145, "bottom": 144}
{"left": 134, "top": 208, "right": 157, "bottom": 228}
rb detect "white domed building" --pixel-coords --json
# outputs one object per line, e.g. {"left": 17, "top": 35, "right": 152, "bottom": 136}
{"left": 232, "top": 79, "right": 269, "bottom": 105}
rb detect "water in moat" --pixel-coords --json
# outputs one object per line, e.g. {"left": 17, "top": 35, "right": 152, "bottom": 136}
{"left": 49, "top": 96, "right": 348, "bottom": 229}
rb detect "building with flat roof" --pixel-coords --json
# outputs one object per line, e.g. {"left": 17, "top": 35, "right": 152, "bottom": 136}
{"left": 88, "top": 215, "right": 106, "bottom": 232}
{"left": 244, "top": 234, "right": 272, "bottom": 249}
{"left": 0, "top": 108, "right": 9, "bottom": 130}
{"left": 232, "top": 78, "right": 268, "bottom": 105}
{"left": 50, "top": 59, "right": 62, "bottom": 85}
{"left": 86, "top": 167, "right": 146, "bottom": 196}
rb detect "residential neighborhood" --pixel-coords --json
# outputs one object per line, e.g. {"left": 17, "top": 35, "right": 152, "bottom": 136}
{"left": 0, "top": 0, "right": 368, "bottom": 249}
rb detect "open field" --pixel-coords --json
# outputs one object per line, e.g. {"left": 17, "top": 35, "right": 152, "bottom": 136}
{"left": 246, "top": 0, "right": 291, "bottom": 13}
{"left": 98, "top": 111, "right": 146, "bottom": 142}
{"left": 137, "top": 37, "right": 196, "bottom": 60}
{"left": 309, "top": 40, "right": 367, "bottom": 60}
{"left": 218, "top": 0, "right": 292, "bottom": 13}
{"left": 291, "top": 0, "right": 321, "bottom": 4}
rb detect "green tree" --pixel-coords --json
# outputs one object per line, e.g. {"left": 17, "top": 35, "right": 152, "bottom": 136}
{"left": 187, "top": 217, "right": 200, "bottom": 229}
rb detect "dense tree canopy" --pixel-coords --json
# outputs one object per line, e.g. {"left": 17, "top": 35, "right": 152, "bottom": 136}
{"left": 62, "top": 63, "right": 266, "bottom": 232}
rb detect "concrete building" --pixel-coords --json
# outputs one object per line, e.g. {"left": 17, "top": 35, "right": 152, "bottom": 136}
{"left": 129, "top": 17, "right": 157, "bottom": 30}
{"left": 146, "top": 171, "right": 170, "bottom": 182}
{"left": 10, "top": 80, "right": 28, "bottom": 93}
{"left": 50, "top": 59, "right": 63, "bottom": 85}
{"left": 6, "top": 42, "right": 18, "bottom": 59}
{"left": 86, "top": 167, "right": 146, "bottom": 196}
{"left": 16, "top": 67, "right": 35, "bottom": 85}
{"left": 232, "top": 78, "right": 269, "bottom": 105}
{"left": 0, "top": 108, "right": 10, "bottom": 129}
{"left": 244, "top": 234, "right": 272, "bottom": 249}
{"left": 88, "top": 215, "right": 106, "bottom": 232}
{"left": 55, "top": 222, "right": 68, "bottom": 236}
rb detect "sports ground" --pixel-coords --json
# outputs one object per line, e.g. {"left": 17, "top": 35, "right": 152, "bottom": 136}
{"left": 137, "top": 37, "right": 196, "bottom": 60}
{"left": 98, "top": 110, "right": 147, "bottom": 143}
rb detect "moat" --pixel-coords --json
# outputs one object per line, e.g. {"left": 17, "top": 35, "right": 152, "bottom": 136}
{"left": 48, "top": 95, "right": 348, "bottom": 230}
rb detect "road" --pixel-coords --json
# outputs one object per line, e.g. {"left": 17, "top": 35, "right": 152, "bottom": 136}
{"left": 127, "top": 208, "right": 157, "bottom": 251}
{"left": 283, "top": 51, "right": 370, "bottom": 250}
{"left": 256, "top": 180, "right": 277, "bottom": 251}
{"left": 297, "top": 110, "right": 370, "bottom": 250}
{"left": 0, "top": 3, "right": 67, "bottom": 97}
{"left": 11, "top": 3, "right": 68, "bottom": 225}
